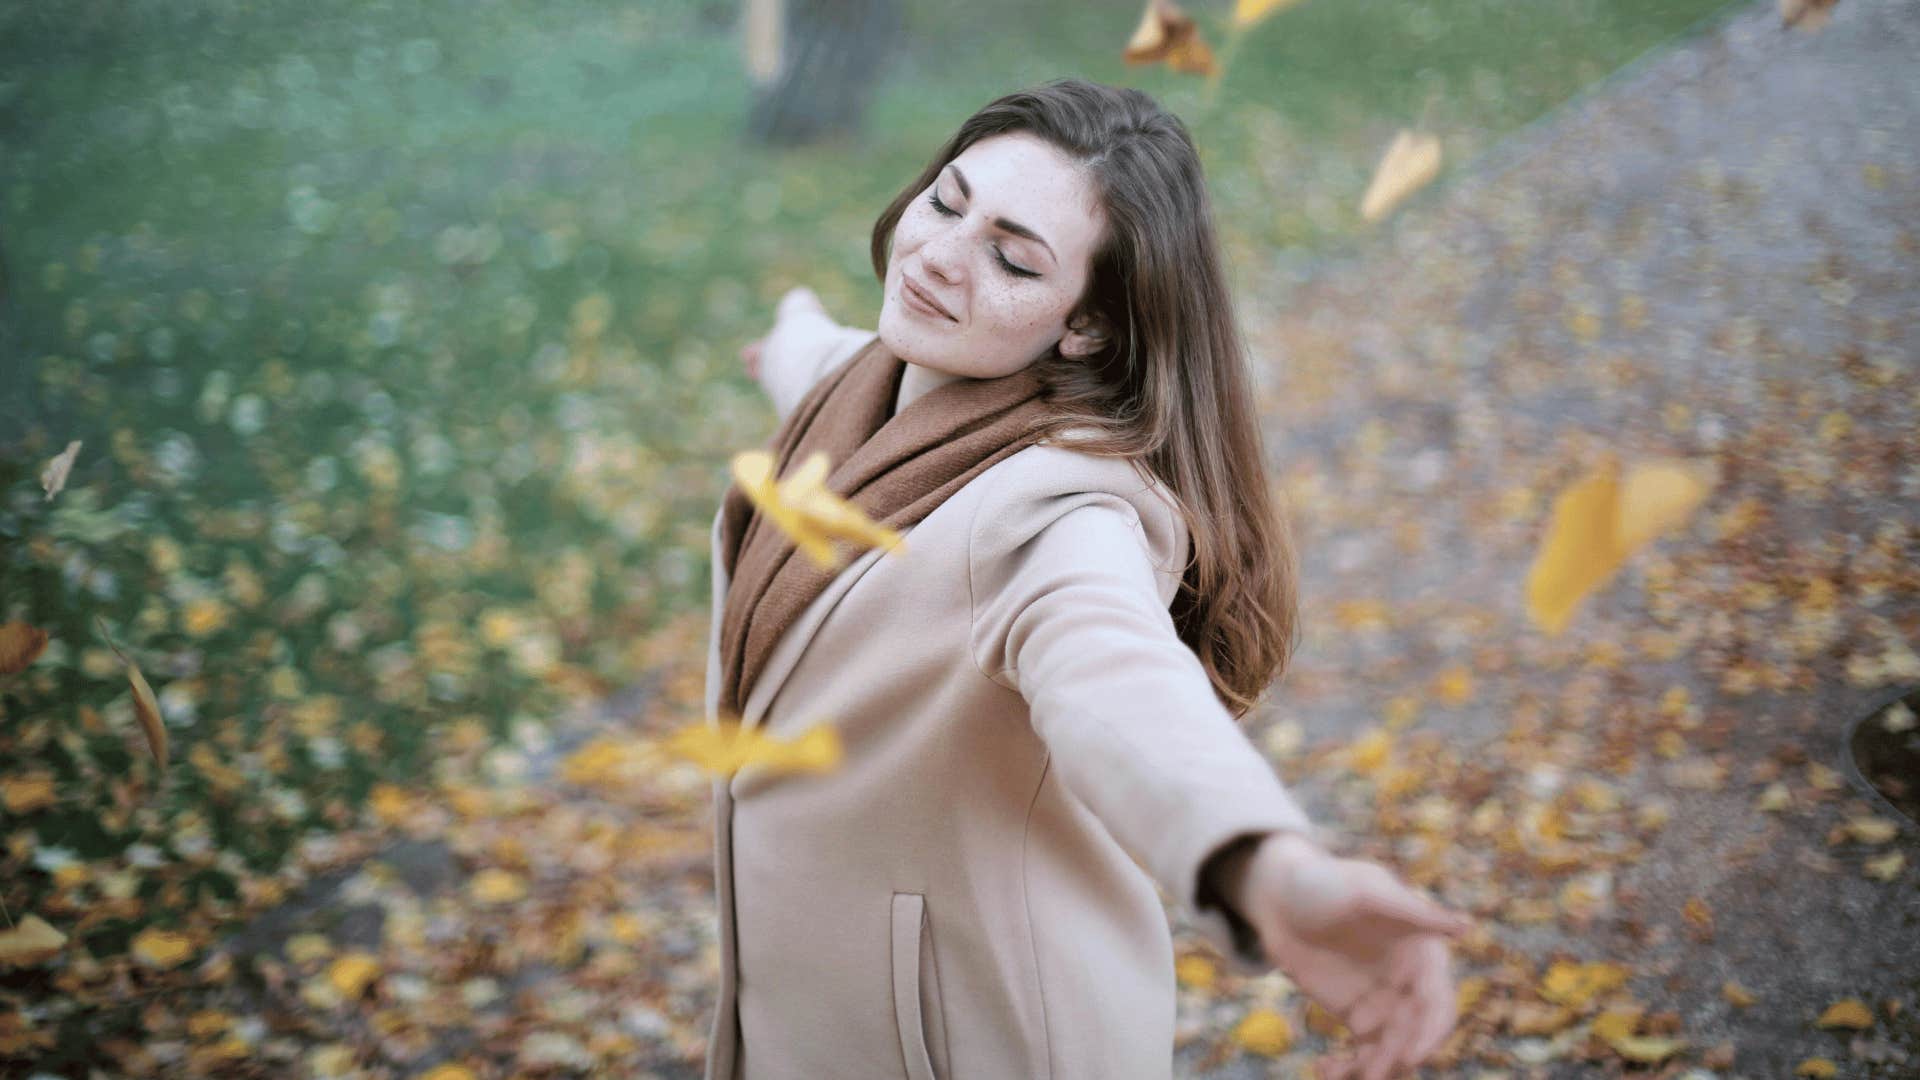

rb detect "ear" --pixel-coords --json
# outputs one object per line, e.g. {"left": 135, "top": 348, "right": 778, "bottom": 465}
{"left": 1058, "top": 313, "right": 1112, "bottom": 360}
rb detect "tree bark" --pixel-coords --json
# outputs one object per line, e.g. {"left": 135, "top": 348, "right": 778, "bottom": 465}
{"left": 744, "top": 0, "right": 901, "bottom": 147}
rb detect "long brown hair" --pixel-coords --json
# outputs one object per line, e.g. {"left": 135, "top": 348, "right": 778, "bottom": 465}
{"left": 868, "top": 77, "right": 1300, "bottom": 720}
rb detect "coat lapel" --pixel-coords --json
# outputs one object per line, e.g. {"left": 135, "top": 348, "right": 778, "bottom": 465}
{"left": 705, "top": 504, "right": 903, "bottom": 733}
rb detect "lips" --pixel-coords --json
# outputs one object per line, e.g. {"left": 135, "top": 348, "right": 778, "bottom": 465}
{"left": 903, "top": 275, "right": 957, "bottom": 321}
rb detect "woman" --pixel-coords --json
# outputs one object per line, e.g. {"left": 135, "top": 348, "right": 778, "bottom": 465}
{"left": 707, "top": 78, "right": 1470, "bottom": 1080}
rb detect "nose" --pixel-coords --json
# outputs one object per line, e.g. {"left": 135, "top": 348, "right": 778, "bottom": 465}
{"left": 917, "top": 225, "right": 964, "bottom": 285}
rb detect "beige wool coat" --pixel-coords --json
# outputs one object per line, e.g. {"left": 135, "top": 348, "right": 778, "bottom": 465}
{"left": 701, "top": 312, "right": 1319, "bottom": 1080}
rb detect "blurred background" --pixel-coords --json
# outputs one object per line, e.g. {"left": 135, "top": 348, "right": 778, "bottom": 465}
{"left": 3, "top": 0, "right": 1916, "bottom": 1076}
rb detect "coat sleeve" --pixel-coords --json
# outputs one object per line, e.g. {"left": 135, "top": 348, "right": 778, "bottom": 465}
{"left": 759, "top": 308, "right": 879, "bottom": 422}
{"left": 967, "top": 465, "right": 1321, "bottom": 974}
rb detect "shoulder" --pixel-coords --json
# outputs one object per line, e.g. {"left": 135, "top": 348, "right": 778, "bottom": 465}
{"left": 966, "top": 434, "right": 1189, "bottom": 593}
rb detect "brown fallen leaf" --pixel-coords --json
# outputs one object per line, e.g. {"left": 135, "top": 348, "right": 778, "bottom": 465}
{"left": 96, "top": 617, "right": 168, "bottom": 771}
{"left": 1359, "top": 130, "right": 1443, "bottom": 223}
{"left": 1780, "top": 0, "right": 1839, "bottom": 30}
{"left": 1796, "top": 1057, "right": 1838, "bottom": 1078}
{"left": 40, "top": 440, "right": 82, "bottom": 501}
{"left": 1123, "top": 0, "right": 1218, "bottom": 76}
{"left": 0, "top": 621, "right": 50, "bottom": 674}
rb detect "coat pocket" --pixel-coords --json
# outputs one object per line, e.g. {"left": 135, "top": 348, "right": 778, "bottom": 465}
{"left": 889, "top": 892, "right": 951, "bottom": 1080}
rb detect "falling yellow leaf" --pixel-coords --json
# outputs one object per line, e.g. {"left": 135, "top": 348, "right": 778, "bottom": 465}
{"left": 131, "top": 927, "right": 196, "bottom": 969}
{"left": 1607, "top": 1034, "right": 1686, "bottom": 1064}
{"left": 666, "top": 717, "right": 843, "bottom": 779}
{"left": 327, "top": 952, "right": 381, "bottom": 999}
{"left": 1723, "top": 981, "right": 1757, "bottom": 1008}
{"left": 0, "top": 915, "right": 68, "bottom": 968}
{"left": 1359, "top": 130, "right": 1443, "bottom": 223}
{"left": 1796, "top": 1058, "right": 1838, "bottom": 1078}
{"left": 1614, "top": 458, "right": 1717, "bottom": 553}
{"left": 1232, "top": 1007, "right": 1294, "bottom": 1055}
{"left": 40, "top": 440, "right": 82, "bottom": 500}
{"left": 1175, "top": 953, "right": 1218, "bottom": 991}
{"left": 0, "top": 621, "right": 50, "bottom": 674}
{"left": 1524, "top": 454, "right": 1714, "bottom": 636}
{"left": 1122, "top": 0, "right": 1217, "bottom": 77}
{"left": 1780, "top": 0, "right": 1839, "bottom": 30}
{"left": 731, "top": 450, "right": 907, "bottom": 570}
{"left": 1233, "top": 0, "right": 1310, "bottom": 28}
{"left": 126, "top": 660, "right": 168, "bottom": 771}
{"left": 1815, "top": 998, "right": 1874, "bottom": 1030}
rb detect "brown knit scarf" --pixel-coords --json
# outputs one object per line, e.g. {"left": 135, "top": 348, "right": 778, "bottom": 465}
{"left": 715, "top": 334, "right": 1053, "bottom": 721}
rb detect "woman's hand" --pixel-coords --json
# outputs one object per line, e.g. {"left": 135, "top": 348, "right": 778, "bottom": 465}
{"left": 740, "top": 286, "right": 830, "bottom": 386}
{"left": 1229, "top": 831, "right": 1473, "bottom": 1080}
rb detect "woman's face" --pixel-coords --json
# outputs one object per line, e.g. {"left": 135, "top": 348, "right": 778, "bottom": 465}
{"left": 878, "top": 131, "right": 1107, "bottom": 379}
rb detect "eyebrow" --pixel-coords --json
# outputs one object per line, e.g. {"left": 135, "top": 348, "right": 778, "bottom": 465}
{"left": 946, "top": 164, "right": 1057, "bottom": 267}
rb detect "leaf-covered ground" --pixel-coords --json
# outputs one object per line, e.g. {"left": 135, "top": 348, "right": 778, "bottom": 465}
{"left": 7, "top": 0, "right": 1917, "bottom": 1076}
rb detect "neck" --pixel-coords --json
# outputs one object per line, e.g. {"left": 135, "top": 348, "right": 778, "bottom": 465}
{"left": 893, "top": 359, "right": 963, "bottom": 418}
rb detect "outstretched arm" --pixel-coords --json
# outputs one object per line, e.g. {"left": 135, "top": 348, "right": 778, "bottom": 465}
{"left": 968, "top": 471, "right": 1470, "bottom": 1080}
{"left": 739, "top": 286, "right": 878, "bottom": 421}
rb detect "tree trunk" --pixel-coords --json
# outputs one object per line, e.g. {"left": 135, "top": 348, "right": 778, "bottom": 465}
{"left": 744, "top": 0, "right": 901, "bottom": 147}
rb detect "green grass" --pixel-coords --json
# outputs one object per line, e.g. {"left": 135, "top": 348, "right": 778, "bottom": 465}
{"left": 0, "top": 0, "right": 1736, "bottom": 1019}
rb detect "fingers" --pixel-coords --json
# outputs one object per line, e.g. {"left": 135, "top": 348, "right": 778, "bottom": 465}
{"left": 1401, "top": 938, "right": 1459, "bottom": 1069}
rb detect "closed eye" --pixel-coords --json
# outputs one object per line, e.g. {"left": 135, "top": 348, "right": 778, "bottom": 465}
{"left": 927, "top": 191, "right": 1041, "bottom": 279}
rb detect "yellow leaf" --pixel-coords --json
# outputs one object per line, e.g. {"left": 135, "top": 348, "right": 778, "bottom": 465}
{"left": 1756, "top": 782, "right": 1791, "bottom": 813}
{"left": 1123, "top": 0, "right": 1218, "bottom": 77}
{"left": 1607, "top": 1034, "right": 1686, "bottom": 1064}
{"left": 1, "top": 772, "right": 57, "bottom": 815}
{"left": 0, "top": 914, "right": 68, "bottom": 968}
{"left": 40, "top": 439, "right": 82, "bottom": 500}
{"left": 1233, "top": 0, "right": 1310, "bottom": 28}
{"left": 0, "top": 621, "right": 50, "bottom": 674}
{"left": 1175, "top": 953, "right": 1218, "bottom": 992}
{"left": 418, "top": 1066, "right": 479, "bottom": 1080}
{"left": 1540, "top": 960, "right": 1630, "bottom": 1008}
{"left": 1359, "top": 130, "right": 1443, "bottom": 223}
{"left": 1591, "top": 1005, "right": 1643, "bottom": 1043}
{"left": 1796, "top": 1057, "right": 1838, "bottom": 1078}
{"left": 1864, "top": 851, "right": 1904, "bottom": 881}
{"left": 1232, "top": 1007, "right": 1294, "bottom": 1055}
{"left": 1815, "top": 998, "right": 1874, "bottom": 1030}
{"left": 1723, "top": 981, "right": 1757, "bottom": 1008}
{"left": 186, "top": 1009, "right": 233, "bottom": 1038}
{"left": 731, "top": 450, "right": 907, "bottom": 570}
{"left": 327, "top": 952, "right": 381, "bottom": 999}
{"left": 127, "top": 660, "right": 169, "bottom": 770}
{"left": 1345, "top": 728, "right": 1392, "bottom": 775}
{"left": 469, "top": 868, "right": 527, "bottom": 905}
{"left": 1525, "top": 454, "right": 1714, "bottom": 636}
{"left": 1434, "top": 665, "right": 1474, "bottom": 705}
{"left": 665, "top": 718, "right": 843, "bottom": 780}
{"left": 286, "top": 933, "right": 334, "bottom": 966}
{"left": 1843, "top": 816, "right": 1898, "bottom": 844}
{"left": 131, "top": 927, "right": 196, "bottom": 969}
{"left": 1613, "top": 458, "right": 1716, "bottom": 553}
